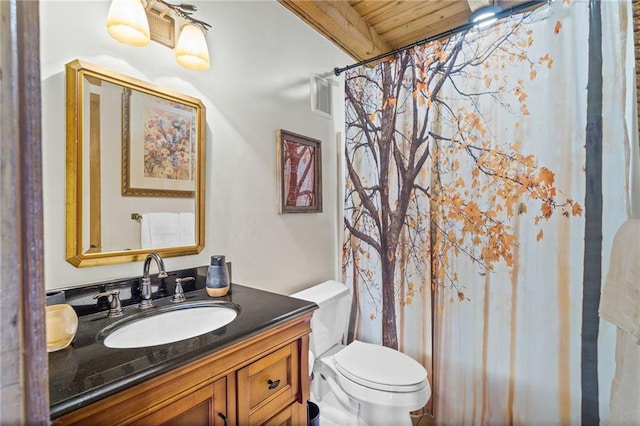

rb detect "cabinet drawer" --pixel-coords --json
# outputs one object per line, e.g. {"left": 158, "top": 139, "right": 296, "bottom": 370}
{"left": 237, "top": 341, "right": 300, "bottom": 425}
{"left": 262, "top": 402, "right": 307, "bottom": 426}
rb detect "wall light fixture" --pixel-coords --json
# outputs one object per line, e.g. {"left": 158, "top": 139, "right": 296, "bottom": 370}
{"left": 469, "top": 4, "right": 502, "bottom": 28}
{"left": 106, "top": 0, "right": 212, "bottom": 71}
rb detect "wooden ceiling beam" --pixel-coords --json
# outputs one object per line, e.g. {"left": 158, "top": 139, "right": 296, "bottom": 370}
{"left": 278, "top": 0, "right": 392, "bottom": 62}
{"left": 467, "top": 0, "right": 492, "bottom": 12}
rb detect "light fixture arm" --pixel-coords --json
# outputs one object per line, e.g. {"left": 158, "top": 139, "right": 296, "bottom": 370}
{"left": 153, "top": 1, "right": 211, "bottom": 32}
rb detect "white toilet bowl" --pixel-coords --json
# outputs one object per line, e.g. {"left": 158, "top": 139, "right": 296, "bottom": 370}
{"left": 318, "top": 340, "right": 430, "bottom": 426}
{"left": 292, "top": 281, "right": 431, "bottom": 426}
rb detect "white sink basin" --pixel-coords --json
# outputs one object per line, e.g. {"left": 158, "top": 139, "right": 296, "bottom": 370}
{"left": 97, "top": 301, "right": 239, "bottom": 349}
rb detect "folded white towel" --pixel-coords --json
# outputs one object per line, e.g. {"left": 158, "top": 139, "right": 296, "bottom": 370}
{"left": 140, "top": 212, "right": 180, "bottom": 249}
{"left": 609, "top": 328, "right": 640, "bottom": 424}
{"left": 599, "top": 219, "right": 640, "bottom": 344}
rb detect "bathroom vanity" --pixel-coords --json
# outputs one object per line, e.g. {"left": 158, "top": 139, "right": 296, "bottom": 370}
{"left": 48, "top": 272, "right": 316, "bottom": 425}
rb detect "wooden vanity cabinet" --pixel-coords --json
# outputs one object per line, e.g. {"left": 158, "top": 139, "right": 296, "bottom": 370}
{"left": 53, "top": 313, "right": 312, "bottom": 426}
{"left": 131, "top": 379, "right": 226, "bottom": 426}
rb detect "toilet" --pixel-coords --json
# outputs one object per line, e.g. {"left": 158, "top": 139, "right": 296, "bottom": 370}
{"left": 292, "top": 280, "right": 431, "bottom": 426}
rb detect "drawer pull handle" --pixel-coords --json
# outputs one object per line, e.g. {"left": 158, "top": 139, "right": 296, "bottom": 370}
{"left": 267, "top": 379, "right": 280, "bottom": 390}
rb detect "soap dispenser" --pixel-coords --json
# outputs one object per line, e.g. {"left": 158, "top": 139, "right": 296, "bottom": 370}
{"left": 206, "top": 255, "right": 230, "bottom": 297}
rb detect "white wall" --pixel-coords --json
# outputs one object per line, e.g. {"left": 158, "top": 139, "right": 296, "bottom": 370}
{"left": 40, "top": 0, "right": 350, "bottom": 295}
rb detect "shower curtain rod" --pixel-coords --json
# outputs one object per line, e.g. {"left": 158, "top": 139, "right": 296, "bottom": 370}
{"left": 333, "top": 0, "right": 547, "bottom": 76}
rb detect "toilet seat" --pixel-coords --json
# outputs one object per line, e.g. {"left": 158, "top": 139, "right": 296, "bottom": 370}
{"left": 333, "top": 340, "right": 428, "bottom": 393}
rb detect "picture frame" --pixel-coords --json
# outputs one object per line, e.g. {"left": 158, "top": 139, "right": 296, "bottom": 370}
{"left": 277, "top": 129, "right": 322, "bottom": 213}
{"left": 122, "top": 88, "right": 198, "bottom": 198}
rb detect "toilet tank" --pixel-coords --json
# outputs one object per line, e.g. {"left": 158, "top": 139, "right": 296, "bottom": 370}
{"left": 291, "top": 280, "right": 351, "bottom": 357}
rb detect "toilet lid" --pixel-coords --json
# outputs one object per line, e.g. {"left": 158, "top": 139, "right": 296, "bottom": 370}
{"left": 333, "top": 340, "right": 428, "bottom": 392}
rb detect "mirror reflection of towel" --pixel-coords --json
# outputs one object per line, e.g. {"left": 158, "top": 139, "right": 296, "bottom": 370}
{"left": 178, "top": 212, "right": 195, "bottom": 246}
{"left": 140, "top": 213, "right": 181, "bottom": 249}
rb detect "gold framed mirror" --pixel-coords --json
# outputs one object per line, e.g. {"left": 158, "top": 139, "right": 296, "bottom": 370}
{"left": 65, "top": 59, "right": 205, "bottom": 267}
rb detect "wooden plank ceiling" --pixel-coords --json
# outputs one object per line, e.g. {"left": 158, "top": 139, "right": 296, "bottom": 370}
{"left": 278, "top": 0, "right": 531, "bottom": 62}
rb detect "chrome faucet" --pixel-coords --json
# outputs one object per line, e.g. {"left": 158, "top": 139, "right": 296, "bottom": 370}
{"left": 93, "top": 289, "right": 124, "bottom": 318}
{"left": 139, "top": 252, "right": 168, "bottom": 309}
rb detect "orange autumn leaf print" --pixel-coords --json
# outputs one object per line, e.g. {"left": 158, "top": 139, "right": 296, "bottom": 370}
{"left": 554, "top": 21, "right": 562, "bottom": 35}
{"left": 539, "top": 167, "right": 555, "bottom": 186}
{"left": 572, "top": 202, "right": 583, "bottom": 216}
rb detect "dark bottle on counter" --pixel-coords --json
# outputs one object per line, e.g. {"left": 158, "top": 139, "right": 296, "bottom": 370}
{"left": 206, "top": 255, "right": 230, "bottom": 297}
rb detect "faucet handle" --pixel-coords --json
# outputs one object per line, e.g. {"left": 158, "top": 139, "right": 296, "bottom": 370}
{"left": 171, "top": 277, "right": 195, "bottom": 303}
{"left": 93, "top": 290, "right": 124, "bottom": 318}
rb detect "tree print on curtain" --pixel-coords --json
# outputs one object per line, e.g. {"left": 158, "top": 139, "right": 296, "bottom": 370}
{"left": 343, "top": 11, "right": 582, "bottom": 352}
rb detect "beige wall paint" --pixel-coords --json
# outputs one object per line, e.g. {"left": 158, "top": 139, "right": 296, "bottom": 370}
{"left": 40, "top": 1, "right": 349, "bottom": 295}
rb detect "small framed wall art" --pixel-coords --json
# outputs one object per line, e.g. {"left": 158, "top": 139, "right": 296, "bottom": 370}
{"left": 122, "top": 87, "right": 201, "bottom": 198}
{"left": 277, "top": 129, "right": 322, "bottom": 213}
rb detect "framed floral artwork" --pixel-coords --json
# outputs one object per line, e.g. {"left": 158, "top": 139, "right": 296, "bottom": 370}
{"left": 122, "top": 88, "right": 200, "bottom": 198}
{"left": 277, "top": 129, "right": 322, "bottom": 213}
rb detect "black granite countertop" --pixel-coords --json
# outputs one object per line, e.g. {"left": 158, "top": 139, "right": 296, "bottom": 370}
{"left": 48, "top": 273, "right": 316, "bottom": 419}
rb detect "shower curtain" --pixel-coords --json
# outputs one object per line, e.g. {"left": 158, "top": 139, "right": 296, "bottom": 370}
{"left": 342, "top": 0, "right": 636, "bottom": 423}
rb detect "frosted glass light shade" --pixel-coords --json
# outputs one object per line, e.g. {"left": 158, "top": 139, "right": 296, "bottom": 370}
{"left": 175, "top": 24, "right": 210, "bottom": 71}
{"left": 106, "top": 0, "right": 150, "bottom": 47}
{"left": 469, "top": 4, "right": 501, "bottom": 28}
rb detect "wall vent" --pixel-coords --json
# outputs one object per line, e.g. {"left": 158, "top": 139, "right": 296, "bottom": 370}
{"left": 311, "top": 74, "right": 332, "bottom": 119}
